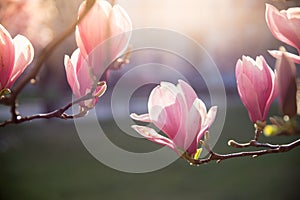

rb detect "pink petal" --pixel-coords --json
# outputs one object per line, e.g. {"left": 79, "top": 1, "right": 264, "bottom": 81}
{"left": 110, "top": 5, "right": 132, "bottom": 35}
{"left": 266, "top": 4, "right": 300, "bottom": 52}
{"left": 130, "top": 113, "right": 151, "bottom": 123}
{"left": 268, "top": 50, "right": 300, "bottom": 64}
{"left": 7, "top": 35, "right": 34, "bottom": 88}
{"left": 196, "top": 124, "right": 209, "bottom": 147}
{"left": 177, "top": 80, "right": 198, "bottom": 110}
{"left": 195, "top": 98, "right": 207, "bottom": 124}
{"left": 275, "top": 52, "right": 297, "bottom": 117}
{"left": 237, "top": 73, "right": 263, "bottom": 122}
{"left": 185, "top": 98, "right": 202, "bottom": 155}
{"left": 192, "top": 101, "right": 217, "bottom": 146}
{"left": 76, "top": 0, "right": 112, "bottom": 57}
{"left": 151, "top": 94, "right": 185, "bottom": 144}
{"left": 256, "top": 56, "right": 275, "bottom": 114}
{"left": 131, "top": 125, "right": 176, "bottom": 151}
{"left": 0, "top": 24, "right": 15, "bottom": 89}
{"left": 263, "top": 65, "right": 277, "bottom": 120}
{"left": 203, "top": 106, "right": 218, "bottom": 128}
{"left": 64, "top": 50, "right": 80, "bottom": 98}
{"left": 148, "top": 84, "right": 178, "bottom": 122}
{"left": 76, "top": 58, "right": 95, "bottom": 97}
{"left": 107, "top": 5, "right": 132, "bottom": 58}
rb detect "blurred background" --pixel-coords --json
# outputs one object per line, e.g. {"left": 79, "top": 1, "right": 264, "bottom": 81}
{"left": 1, "top": 0, "right": 300, "bottom": 199}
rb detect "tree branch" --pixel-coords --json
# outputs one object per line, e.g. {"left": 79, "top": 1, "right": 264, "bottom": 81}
{"left": 0, "top": 92, "right": 95, "bottom": 127}
{"left": 185, "top": 138, "right": 300, "bottom": 166}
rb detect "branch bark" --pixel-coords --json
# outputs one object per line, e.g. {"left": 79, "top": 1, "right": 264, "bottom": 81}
{"left": 185, "top": 138, "right": 300, "bottom": 166}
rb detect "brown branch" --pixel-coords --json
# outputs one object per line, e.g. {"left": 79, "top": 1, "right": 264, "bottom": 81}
{"left": 186, "top": 138, "right": 300, "bottom": 166}
{"left": 0, "top": 93, "right": 94, "bottom": 127}
{"left": 228, "top": 139, "right": 280, "bottom": 149}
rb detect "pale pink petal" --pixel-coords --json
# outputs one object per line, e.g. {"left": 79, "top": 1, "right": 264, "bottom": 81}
{"left": 263, "top": 63, "right": 277, "bottom": 120}
{"left": 160, "top": 81, "right": 179, "bottom": 95}
{"left": 148, "top": 84, "right": 177, "bottom": 121}
{"left": 196, "top": 124, "right": 209, "bottom": 146}
{"left": 275, "top": 52, "right": 297, "bottom": 117}
{"left": 195, "top": 103, "right": 217, "bottom": 145}
{"left": 131, "top": 125, "right": 176, "bottom": 151}
{"left": 152, "top": 95, "right": 183, "bottom": 141}
{"left": 268, "top": 50, "right": 300, "bottom": 64}
{"left": 107, "top": 5, "right": 132, "bottom": 58}
{"left": 203, "top": 106, "right": 218, "bottom": 128}
{"left": 64, "top": 50, "right": 80, "bottom": 98}
{"left": 75, "top": 27, "right": 87, "bottom": 58}
{"left": 285, "top": 7, "right": 300, "bottom": 19}
{"left": 130, "top": 113, "right": 151, "bottom": 123}
{"left": 266, "top": 4, "right": 300, "bottom": 52}
{"left": 235, "top": 59, "right": 243, "bottom": 79}
{"left": 76, "top": 58, "right": 94, "bottom": 97}
{"left": 237, "top": 73, "right": 262, "bottom": 122}
{"left": 185, "top": 98, "right": 202, "bottom": 155}
{"left": 195, "top": 98, "right": 207, "bottom": 123}
{"left": 256, "top": 56, "right": 274, "bottom": 113}
{"left": 7, "top": 35, "right": 34, "bottom": 88}
{"left": 76, "top": 0, "right": 112, "bottom": 57}
{"left": 0, "top": 24, "right": 15, "bottom": 89}
{"left": 177, "top": 79, "right": 198, "bottom": 110}
{"left": 110, "top": 5, "right": 132, "bottom": 35}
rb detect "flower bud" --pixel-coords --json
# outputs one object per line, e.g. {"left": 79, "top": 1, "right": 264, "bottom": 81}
{"left": 236, "top": 55, "right": 277, "bottom": 123}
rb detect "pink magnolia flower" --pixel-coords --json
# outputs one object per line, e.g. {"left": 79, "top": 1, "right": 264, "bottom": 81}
{"left": 64, "top": 48, "right": 107, "bottom": 109}
{"left": 130, "top": 80, "right": 217, "bottom": 158}
{"left": 266, "top": 4, "right": 300, "bottom": 64}
{"left": 236, "top": 56, "right": 277, "bottom": 123}
{"left": 76, "top": 0, "right": 132, "bottom": 77}
{"left": 0, "top": 24, "right": 34, "bottom": 92}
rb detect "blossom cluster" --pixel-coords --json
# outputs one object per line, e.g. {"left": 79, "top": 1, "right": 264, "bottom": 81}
{"left": 0, "top": 1, "right": 299, "bottom": 163}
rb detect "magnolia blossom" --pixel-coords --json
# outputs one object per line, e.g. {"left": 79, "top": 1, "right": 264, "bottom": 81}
{"left": 236, "top": 56, "right": 277, "bottom": 123}
{"left": 275, "top": 50, "right": 297, "bottom": 117}
{"left": 0, "top": 24, "right": 34, "bottom": 93}
{"left": 266, "top": 4, "right": 300, "bottom": 64}
{"left": 64, "top": 49, "right": 107, "bottom": 109}
{"left": 76, "top": 0, "right": 132, "bottom": 77}
{"left": 130, "top": 80, "right": 217, "bottom": 158}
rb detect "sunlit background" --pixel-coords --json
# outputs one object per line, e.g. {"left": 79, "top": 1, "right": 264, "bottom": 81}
{"left": 1, "top": 0, "right": 300, "bottom": 199}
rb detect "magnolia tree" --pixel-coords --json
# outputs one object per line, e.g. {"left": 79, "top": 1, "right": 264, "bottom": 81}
{"left": 0, "top": 0, "right": 300, "bottom": 167}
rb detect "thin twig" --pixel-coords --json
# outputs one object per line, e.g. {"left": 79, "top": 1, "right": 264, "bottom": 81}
{"left": 0, "top": 93, "right": 94, "bottom": 127}
{"left": 228, "top": 139, "right": 280, "bottom": 149}
{"left": 187, "top": 139, "right": 300, "bottom": 166}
